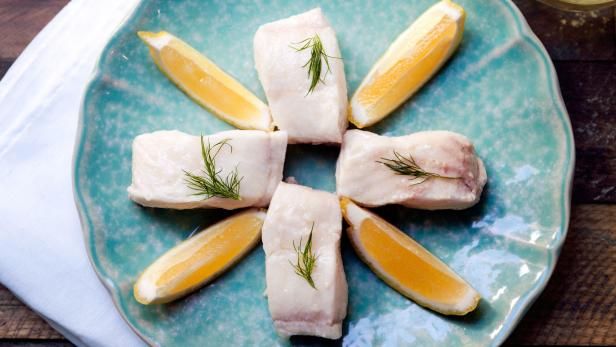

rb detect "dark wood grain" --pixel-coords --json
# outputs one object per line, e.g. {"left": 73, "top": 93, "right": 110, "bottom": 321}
{"left": 506, "top": 204, "right": 616, "bottom": 346}
{"left": 556, "top": 61, "right": 616, "bottom": 203}
{"left": 0, "top": 0, "right": 68, "bottom": 61}
{"left": 0, "top": 341, "right": 73, "bottom": 347}
{"left": 0, "top": 286, "right": 62, "bottom": 339}
{"left": 513, "top": 0, "right": 616, "bottom": 204}
{"left": 513, "top": 0, "right": 616, "bottom": 61}
{"left": 0, "top": 0, "right": 615, "bottom": 346}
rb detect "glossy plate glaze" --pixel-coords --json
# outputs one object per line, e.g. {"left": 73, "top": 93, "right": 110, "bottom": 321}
{"left": 74, "top": 0, "right": 574, "bottom": 346}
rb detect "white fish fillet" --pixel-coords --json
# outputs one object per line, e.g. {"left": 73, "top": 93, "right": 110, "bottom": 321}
{"left": 336, "top": 130, "right": 487, "bottom": 210}
{"left": 127, "top": 130, "right": 287, "bottom": 210}
{"left": 262, "top": 182, "right": 347, "bottom": 339}
{"left": 254, "top": 8, "right": 348, "bottom": 144}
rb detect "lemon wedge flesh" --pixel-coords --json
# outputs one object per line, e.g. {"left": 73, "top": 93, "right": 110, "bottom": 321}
{"left": 134, "top": 209, "right": 266, "bottom": 304}
{"left": 138, "top": 31, "right": 272, "bottom": 131}
{"left": 340, "top": 198, "right": 479, "bottom": 315}
{"left": 349, "top": 0, "right": 465, "bottom": 128}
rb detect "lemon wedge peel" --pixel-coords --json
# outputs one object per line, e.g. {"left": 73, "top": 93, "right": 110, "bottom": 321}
{"left": 340, "top": 198, "right": 480, "bottom": 315}
{"left": 349, "top": 0, "right": 465, "bottom": 128}
{"left": 134, "top": 208, "right": 266, "bottom": 305}
{"left": 138, "top": 31, "right": 273, "bottom": 131}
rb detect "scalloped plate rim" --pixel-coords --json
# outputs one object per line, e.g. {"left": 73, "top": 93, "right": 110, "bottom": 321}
{"left": 71, "top": 1, "right": 575, "bottom": 346}
{"left": 72, "top": 1, "right": 160, "bottom": 344}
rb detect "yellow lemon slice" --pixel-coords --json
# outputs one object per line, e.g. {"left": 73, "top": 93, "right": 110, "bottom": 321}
{"left": 134, "top": 208, "right": 266, "bottom": 304}
{"left": 340, "top": 198, "right": 479, "bottom": 315}
{"left": 138, "top": 31, "right": 272, "bottom": 131}
{"left": 349, "top": 0, "right": 465, "bottom": 128}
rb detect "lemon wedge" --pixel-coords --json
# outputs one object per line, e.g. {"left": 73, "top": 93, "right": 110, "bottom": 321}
{"left": 349, "top": 0, "right": 465, "bottom": 128}
{"left": 134, "top": 209, "right": 266, "bottom": 304}
{"left": 138, "top": 31, "right": 272, "bottom": 131}
{"left": 340, "top": 198, "right": 479, "bottom": 315}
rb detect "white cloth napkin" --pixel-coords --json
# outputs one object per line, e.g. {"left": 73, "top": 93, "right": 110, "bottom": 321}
{"left": 0, "top": 1, "right": 144, "bottom": 346}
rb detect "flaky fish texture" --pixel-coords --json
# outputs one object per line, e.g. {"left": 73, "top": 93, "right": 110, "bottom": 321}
{"left": 128, "top": 130, "right": 287, "bottom": 209}
{"left": 254, "top": 8, "right": 348, "bottom": 144}
{"left": 336, "top": 130, "right": 487, "bottom": 210}
{"left": 262, "top": 182, "right": 348, "bottom": 339}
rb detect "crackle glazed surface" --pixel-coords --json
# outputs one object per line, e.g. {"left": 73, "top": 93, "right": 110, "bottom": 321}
{"left": 74, "top": 0, "right": 574, "bottom": 345}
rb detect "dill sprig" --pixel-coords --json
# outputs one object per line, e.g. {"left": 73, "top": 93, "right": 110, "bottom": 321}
{"left": 377, "top": 151, "right": 460, "bottom": 186}
{"left": 291, "top": 34, "right": 339, "bottom": 94}
{"left": 183, "top": 136, "right": 242, "bottom": 200}
{"left": 290, "top": 222, "right": 318, "bottom": 289}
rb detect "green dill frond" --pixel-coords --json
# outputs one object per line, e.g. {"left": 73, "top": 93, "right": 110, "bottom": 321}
{"left": 289, "top": 222, "right": 318, "bottom": 289}
{"left": 377, "top": 151, "right": 460, "bottom": 186}
{"left": 291, "top": 34, "right": 340, "bottom": 94}
{"left": 183, "top": 136, "right": 242, "bottom": 200}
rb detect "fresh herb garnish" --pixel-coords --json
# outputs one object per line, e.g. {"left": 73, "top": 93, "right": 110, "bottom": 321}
{"left": 291, "top": 34, "right": 339, "bottom": 94}
{"left": 183, "top": 136, "right": 242, "bottom": 200}
{"left": 290, "top": 222, "right": 318, "bottom": 289}
{"left": 377, "top": 151, "right": 460, "bottom": 186}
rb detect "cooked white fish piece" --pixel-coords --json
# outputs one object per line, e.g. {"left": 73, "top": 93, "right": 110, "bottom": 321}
{"left": 254, "top": 8, "right": 348, "bottom": 144}
{"left": 262, "top": 182, "right": 347, "bottom": 339}
{"left": 127, "top": 130, "right": 287, "bottom": 210}
{"left": 336, "top": 130, "right": 487, "bottom": 210}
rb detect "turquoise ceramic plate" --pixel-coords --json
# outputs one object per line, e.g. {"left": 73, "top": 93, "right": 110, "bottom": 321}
{"left": 74, "top": 0, "right": 574, "bottom": 345}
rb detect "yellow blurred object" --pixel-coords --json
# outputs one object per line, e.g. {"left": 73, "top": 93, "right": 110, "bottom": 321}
{"left": 134, "top": 209, "right": 266, "bottom": 304}
{"left": 349, "top": 0, "right": 465, "bottom": 128}
{"left": 537, "top": 0, "right": 615, "bottom": 11}
{"left": 340, "top": 198, "right": 480, "bottom": 315}
{"left": 138, "top": 31, "right": 272, "bottom": 131}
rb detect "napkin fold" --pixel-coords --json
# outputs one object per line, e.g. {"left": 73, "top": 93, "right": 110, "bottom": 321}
{"left": 0, "top": 1, "right": 144, "bottom": 346}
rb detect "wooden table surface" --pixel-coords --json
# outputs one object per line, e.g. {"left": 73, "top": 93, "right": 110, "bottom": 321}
{"left": 0, "top": 0, "right": 614, "bottom": 346}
